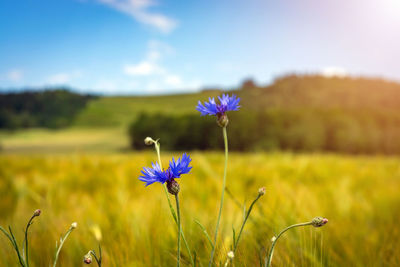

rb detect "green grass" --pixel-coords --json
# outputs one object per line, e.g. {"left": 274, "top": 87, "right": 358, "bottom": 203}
{"left": 0, "top": 152, "right": 399, "bottom": 266}
{"left": 0, "top": 128, "right": 129, "bottom": 153}
{"left": 73, "top": 91, "right": 221, "bottom": 128}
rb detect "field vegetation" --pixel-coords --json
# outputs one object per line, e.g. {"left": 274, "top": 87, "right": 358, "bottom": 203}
{"left": 1, "top": 152, "right": 399, "bottom": 266}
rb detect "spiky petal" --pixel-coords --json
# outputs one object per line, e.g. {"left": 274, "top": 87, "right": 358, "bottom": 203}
{"left": 196, "top": 94, "right": 240, "bottom": 116}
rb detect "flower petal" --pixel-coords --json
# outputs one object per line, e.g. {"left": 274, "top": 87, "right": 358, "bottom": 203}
{"left": 169, "top": 153, "right": 192, "bottom": 178}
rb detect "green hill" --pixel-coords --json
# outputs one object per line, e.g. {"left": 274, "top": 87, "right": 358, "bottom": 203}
{"left": 2, "top": 75, "right": 400, "bottom": 153}
{"left": 72, "top": 91, "right": 222, "bottom": 128}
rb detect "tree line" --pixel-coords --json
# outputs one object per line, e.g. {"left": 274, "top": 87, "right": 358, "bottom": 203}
{"left": 0, "top": 89, "right": 93, "bottom": 129}
{"left": 129, "top": 109, "right": 400, "bottom": 154}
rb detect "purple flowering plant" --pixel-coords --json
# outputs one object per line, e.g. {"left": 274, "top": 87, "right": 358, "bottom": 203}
{"left": 196, "top": 94, "right": 241, "bottom": 116}
{"left": 139, "top": 153, "right": 192, "bottom": 187}
{"left": 196, "top": 94, "right": 241, "bottom": 127}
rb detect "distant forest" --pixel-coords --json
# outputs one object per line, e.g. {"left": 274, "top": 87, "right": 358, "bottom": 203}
{"left": 0, "top": 89, "right": 93, "bottom": 129}
{"left": 130, "top": 75, "right": 400, "bottom": 154}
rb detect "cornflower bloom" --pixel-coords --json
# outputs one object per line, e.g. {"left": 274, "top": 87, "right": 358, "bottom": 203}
{"left": 196, "top": 94, "right": 240, "bottom": 127}
{"left": 139, "top": 153, "right": 192, "bottom": 195}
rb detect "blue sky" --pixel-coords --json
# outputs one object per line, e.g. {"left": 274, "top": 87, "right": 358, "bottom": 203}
{"left": 0, "top": 0, "right": 399, "bottom": 94}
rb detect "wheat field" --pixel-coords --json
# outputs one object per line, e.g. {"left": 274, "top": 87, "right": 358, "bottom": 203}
{"left": 0, "top": 152, "right": 399, "bottom": 266}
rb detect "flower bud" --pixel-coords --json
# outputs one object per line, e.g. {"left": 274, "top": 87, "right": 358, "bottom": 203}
{"left": 33, "top": 209, "right": 41, "bottom": 217}
{"left": 311, "top": 217, "right": 328, "bottom": 227}
{"left": 216, "top": 113, "right": 229, "bottom": 127}
{"left": 227, "top": 251, "right": 234, "bottom": 259}
{"left": 144, "top": 137, "right": 155, "bottom": 145}
{"left": 83, "top": 252, "right": 92, "bottom": 264}
{"left": 166, "top": 179, "right": 180, "bottom": 195}
{"left": 258, "top": 187, "right": 266, "bottom": 196}
{"left": 271, "top": 236, "right": 276, "bottom": 242}
{"left": 71, "top": 222, "right": 78, "bottom": 229}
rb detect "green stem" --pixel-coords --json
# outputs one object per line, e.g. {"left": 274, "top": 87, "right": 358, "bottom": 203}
{"left": 194, "top": 220, "right": 214, "bottom": 249}
{"left": 1, "top": 226, "right": 26, "bottom": 267}
{"left": 209, "top": 126, "right": 229, "bottom": 267}
{"left": 24, "top": 215, "right": 35, "bottom": 267}
{"left": 153, "top": 140, "right": 195, "bottom": 267}
{"left": 98, "top": 243, "right": 102, "bottom": 266}
{"left": 265, "top": 222, "right": 312, "bottom": 267}
{"left": 156, "top": 142, "right": 178, "bottom": 222}
{"left": 175, "top": 195, "right": 181, "bottom": 267}
{"left": 53, "top": 227, "right": 74, "bottom": 267}
{"left": 90, "top": 248, "right": 102, "bottom": 267}
{"left": 233, "top": 194, "right": 262, "bottom": 253}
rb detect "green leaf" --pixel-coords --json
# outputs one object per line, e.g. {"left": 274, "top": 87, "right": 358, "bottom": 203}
{"left": 194, "top": 220, "right": 214, "bottom": 249}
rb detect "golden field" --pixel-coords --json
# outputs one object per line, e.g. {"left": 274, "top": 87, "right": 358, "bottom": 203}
{"left": 0, "top": 152, "right": 399, "bottom": 266}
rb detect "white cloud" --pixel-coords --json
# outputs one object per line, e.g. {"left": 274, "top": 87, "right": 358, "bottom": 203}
{"left": 124, "top": 61, "right": 165, "bottom": 76}
{"left": 93, "top": 80, "right": 118, "bottom": 92}
{"left": 147, "top": 50, "right": 161, "bottom": 61}
{"left": 3, "top": 69, "right": 24, "bottom": 82}
{"left": 88, "top": 80, "right": 140, "bottom": 94}
{"left": 47, "top": 73, "right": 71, "bottom": 84}
{"left": 322, "top": 66, "right": 348, "bottom": 78}
{"left": 123, "top": 40, "right": 173, "bottom": 76}
{"left": 145, "top": 81, "right": 161, "bottom": 92}
{"left": 123, "top": 40, "right": 202, "bottom": 93}
{"left": 148, "top": 40, "right": 174, "bottom": 56}
{"left": 46, "top": 71, "right": 82, "bottom": 85}
{"left": 164, "top": 74, "right": 182, "bottom": 87}
{"left": 97, "top": 0, "right": 178, "bottom": 34}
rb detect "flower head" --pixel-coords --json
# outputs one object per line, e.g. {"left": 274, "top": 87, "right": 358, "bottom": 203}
{"left": 196, "top": 94, "right": 240, "bottom": 117}
{"left": 311, "top": 217, "right": 329, "bottom": 227}
{"left": 83, "top": 252, "right": 92, "bottom": 264}
{"left": 144, "top": 136, "right": 155, "bottom": 145}
{"left": 71, "top": 222, "right": 78, "bottom": 229}
{"left": 258, "top": 187, "right": 266, "bottom": 196}
{"left": 33, "top": 209, "right": 41, "bottom": 217}
{"left": 139, "top": 153, "right": 192, "bottom": 188}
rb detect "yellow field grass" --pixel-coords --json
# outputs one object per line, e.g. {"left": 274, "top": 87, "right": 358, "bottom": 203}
{"left": 0, "top": 152, "right": 399, "bottom": 266}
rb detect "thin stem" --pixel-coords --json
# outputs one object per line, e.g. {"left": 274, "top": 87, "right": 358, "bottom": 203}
{"left": 53, "top": 227, "right": 74, "bottom": 267}
{"left": 194, "top": 220, "right": 214, "bottom": 249}
{"left": 98, "top": 243, "right": 102, "bottom": 266}
{"left": 209, "top": 126, "right": 229, "bottom": 267}
{"left": 153, "top": 140, "right": 195, "bottom": 266}
{"left": 3, "top": 226, "right": 26, "bottom": 267}
{"left": 233, "top": 194, "right": 262, "bottom": 253}
{"left": 90, "top": 249, "right": 102, "bottom": 267}
{"left": 10, "top": 227, "right": 26, "bottom": 267}
{"left": 223, "top": 258, "right": 230, "bottom": 267}
{"left": 175, "top": 194, "right": 181, "bottom": 267}
{"left": 24, "top": 215, "right": 35, "bottom": 267}
{"left": 156, "top": 141, "right": 178, "bottom": 223}
{"left": 265, "top": 222, "right": 313, "bottom": 267}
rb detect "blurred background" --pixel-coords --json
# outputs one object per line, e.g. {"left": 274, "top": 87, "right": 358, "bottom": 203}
{"left": 1, "top": 0, "right": 400, "bottom": 266}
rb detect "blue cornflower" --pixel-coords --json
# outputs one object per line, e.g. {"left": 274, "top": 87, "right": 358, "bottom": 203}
{"left": 139, "top": 153, "right": 192, "bottom": 192}
{"left": 196, "top": 94, "right": 240, "bottom": 116}
{"left": 196, "top": 93, "right": 240, "bottom": 127}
